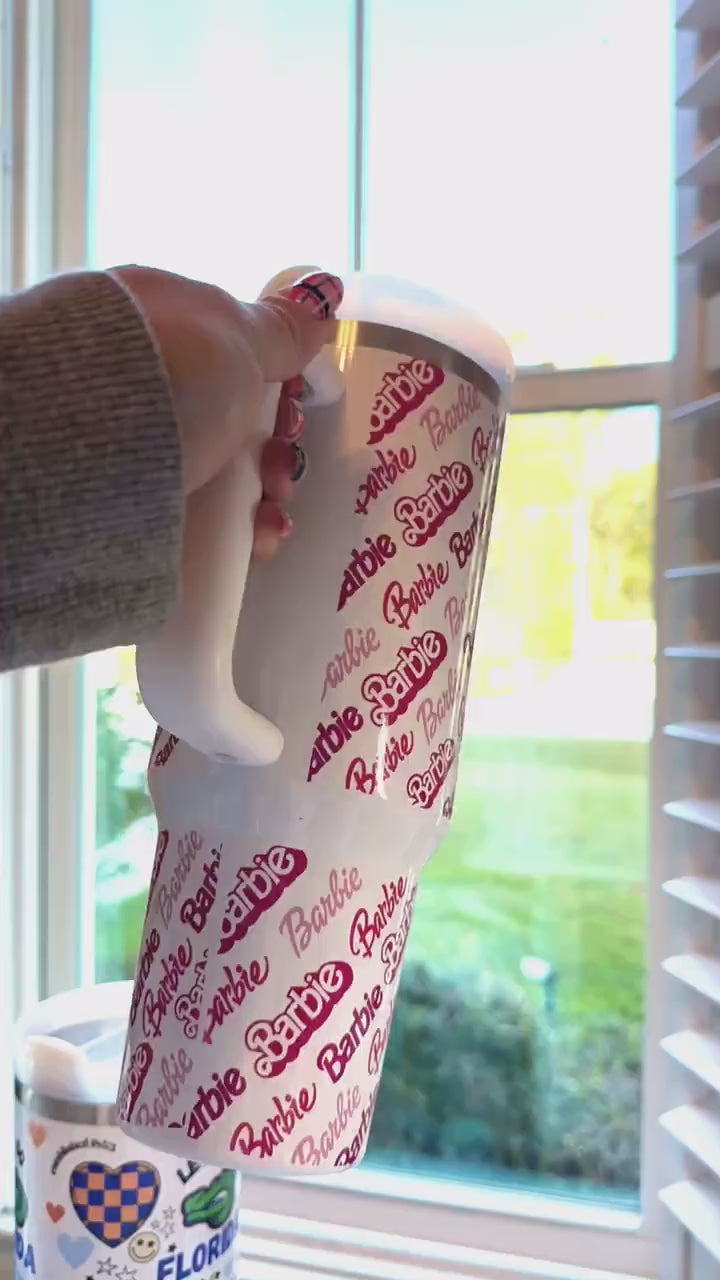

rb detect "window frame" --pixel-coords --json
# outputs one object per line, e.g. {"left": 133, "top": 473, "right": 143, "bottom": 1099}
{"left": 0, "top": 2, "right": 672, "bottom": 1276}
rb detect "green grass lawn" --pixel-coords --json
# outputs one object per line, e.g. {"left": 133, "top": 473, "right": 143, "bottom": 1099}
{"left": 409, "top": 737, "right": 648, "bottom": 1025}
{"left": 97, "top": 735, "right": 649, "bottom": 1031}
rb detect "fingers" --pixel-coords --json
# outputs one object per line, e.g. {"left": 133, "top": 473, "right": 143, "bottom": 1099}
{"left": 242, "top": 271, "right": 344, "bottom": 384}
{"left": 252, "top": 424, "right": 307, "bottom": 560}
{"left": 260, "top": 437, "right": 305, "bottom": 506}
{"left": 273, "top": 381, "right": 305, "bottom": 442}
{"left": 252, "top": 499, "right": 292, "bottom": 561}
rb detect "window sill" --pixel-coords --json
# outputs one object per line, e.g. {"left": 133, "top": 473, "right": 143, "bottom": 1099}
{"left": 239, "top": 1168, "right": 656, "bottom": 1278}
{"left": 0, "top": 1211, "right": 654, "bottom": 1280}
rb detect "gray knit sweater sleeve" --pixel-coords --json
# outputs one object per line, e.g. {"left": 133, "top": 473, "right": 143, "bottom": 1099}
{"left": 0, "top": 270, "right": 182, "bottom": 671}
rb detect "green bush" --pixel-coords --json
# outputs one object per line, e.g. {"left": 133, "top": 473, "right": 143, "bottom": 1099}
{"left": 370, "top": 962, "right": 641, "bottom": 1191}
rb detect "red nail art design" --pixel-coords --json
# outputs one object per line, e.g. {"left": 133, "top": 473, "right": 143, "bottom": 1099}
{"left": 284, "top": 271, "right": 344, "bottom": 320}
{"left": 284, "top": 374, "right": 306, "bottom": 400}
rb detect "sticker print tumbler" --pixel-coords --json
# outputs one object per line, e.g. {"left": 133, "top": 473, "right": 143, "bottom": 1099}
{"left": 117, "top": 270, "right": 515, "bottom": 1174}
{"left": 14, "top": 983, "right": 241, "bottom": 1280}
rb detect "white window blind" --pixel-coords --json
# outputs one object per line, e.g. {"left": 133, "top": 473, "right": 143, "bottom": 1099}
{"left": 658, "top": 4, "right": 720, "bottom": 1278}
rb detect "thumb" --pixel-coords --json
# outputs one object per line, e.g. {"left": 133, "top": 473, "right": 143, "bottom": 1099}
{"left": 240, "top": 271, "right": 344, "bottom": 383}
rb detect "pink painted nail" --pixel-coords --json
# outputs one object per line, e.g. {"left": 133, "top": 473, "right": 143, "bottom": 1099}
{"left": 285, "top": 399, "right": 305, "bottom": 442}
{"left": 282, "top": 271, "right": 344, "bottom": 320}
{"left": 280, "top": 512, "right": 294, "bottom": 539}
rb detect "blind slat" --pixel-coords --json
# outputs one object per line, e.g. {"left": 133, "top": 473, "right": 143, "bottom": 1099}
{"left": 663, "top": 798, "right": 720, "bottom": 831}
{"left": 661, "top": 1106, "right": 720, "bottom": 1179}
{"left": 660, "top": 1182, "right": 720, "bottom": 1263}
{"left": 662, "top": 1031, "right": 720, "bottom": 1092}
{"left": 665, "top": 721, "right": 720, "bottom": 744}
{"left": 663, "top": 953, "right": 720, "bottom": 1004}
{"left": 664, "top": 876, "right": 720, "bottom": 920}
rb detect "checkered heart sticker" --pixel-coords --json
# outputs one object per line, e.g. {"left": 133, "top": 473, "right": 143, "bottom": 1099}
{"left": 69, "top": 1161, "right": 160, "bottom": 1247}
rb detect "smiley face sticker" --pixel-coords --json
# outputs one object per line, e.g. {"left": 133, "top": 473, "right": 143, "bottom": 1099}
{"left": 128, "top": 1231, "right": 161, "bottom": 1265}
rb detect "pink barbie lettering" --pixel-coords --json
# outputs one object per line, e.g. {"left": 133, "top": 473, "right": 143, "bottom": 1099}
{"left": 291, "top": 1085, "right": 362, "bottom": 1168}
{"left": 117, "top": 1043, "right": 153, "bottom": 1122}
{"left": 279, "top": 866, "right": 363, "bottom": 958}
{"left": 368, "top": 359, "right": 444, "bottom": 444}
{"left": 349, "top": 877, "right": 409, "bottom": 960}
{"left": 361, "top": 630, "right": 447, "bottom": 727}
{"left": 381, "top": 885, "right": 417, "bottom": 986}
{"left": 394, "top": 463, "right": 474, "bottom": 548}
{"left": 230, "top": 1084, "right": 318, "bottom": 1160}
{"left": 337, "top": 534, "right": 397, "bottom": 611}
{"left": 174, "top": 950, "right": 208, "bottom": 1041}
{"left": 421, "top": 381, "right": 484, "bottom": 452}
{"left": 130, "top": 927, "right": 161, "bottom": 1026}
{"left": 321, "top": 626, "right": 379, "bottom": 701}
{"left": 444, "top": 594, "right": 466, "bottom": 640}
{"left": 354, "top": 445, "right": 417, "bottom": 515}
{"left": 416, "top": 666, "right": 458, "bottom": 746}
{"left": 142, "top": 939, "right": 194, "bottom": 1038}
{"left": 180, "top": 844, "right": 222, "bottom": 936}
{"left": 334, "top": 1086, "right": 378, "bottom": 1168}
{"left": 368, "top": 1002, "right": 394, "bottom": 1076}
{"left": 382, "top": 560, "right": 449, "bottom": 631}
{"left": 157, "top": 830, "right": 204, "bottom": 929}
{"left": 344, "top": 732, "right": 414, "bottom": 796}
{"left": 245, "top": 960, "right": 353, "bottom": 1079}
{"left": 203, "top": 955, "right": 271, "bottom": 1046}
{"left": 407, "top": 739, "right": 456, "bottom": 809}
{"left": 171, "top": 1066, "right": 248, "bottom": 1141}
{"left": 219, "top": 844, "right": 307, "bottom": 956}
{"left": 471, "top": 421, "right": 494, "bottom": 471}
{"left": 450, "top": 508, "right": 482, "bottom": 570}
{"left": 133, "top": 1048, "right": 192, "bottom": 1128}
{"left": 316, "top": 984, "right": 385, "bottom": 1083}
{"left": 307, "top": 706, "right": 364, "bottom": 781}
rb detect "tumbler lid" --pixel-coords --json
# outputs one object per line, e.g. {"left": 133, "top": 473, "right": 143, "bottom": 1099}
{"left": 14, "top": 982, "right": 132, "bottom": 1106}
{"left": 262, "top": 269, "right": 516, "bottom": 401}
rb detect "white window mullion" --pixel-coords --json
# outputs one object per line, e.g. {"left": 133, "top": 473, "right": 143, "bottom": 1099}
{"left": 350, "top": 0, "right": 367, "bottom": 273}
{"left": 36, "top": 0, "right": 94, "bottom": 995}
{"left": 512, "top": 364, "right": 670, "bottom": 415}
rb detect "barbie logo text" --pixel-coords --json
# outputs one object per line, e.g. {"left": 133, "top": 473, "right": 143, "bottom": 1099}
{"left": 368, "top": 359, "right": 444, "bottom": 445}
{"left": 345, "top": 731, "right": 414, "bottom": 796}
{"left": 420, "top": 382, "right": 484, "bottom": 452}
{"left": 361, "top": 630, "right": 447, "bottom": 727}
{"left": 337, "top": 534, "right": 397, "bottom": 611}
{"left": 383, "top": 560, "right": 449, "bottom": 631}
{"left": 245, "top": 960, "right": 353, "bottom": 1079}
{"left": 407, "top": 739, "right": 456, "bottom": 809}
{"left": 354, "top": 445, "right": 417, "bottom": 515}
{"left": 116, "top": 1043, "right": 153, "bottom": 1122}
{"left": 394, "top": 463, "right": 474, "bottom": 548}
{"left": 349, "top": 876, "right": 408, "bottom": 961}
{"left": 219, "top": 845, "right": 307, "bottom": 957}
{"left": 321, "top": 626, "right": 379, "bottom": 701}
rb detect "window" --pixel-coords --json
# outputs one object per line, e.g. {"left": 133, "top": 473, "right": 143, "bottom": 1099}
{"left": 363, "top": 0, "right": 673, "bottom": 370}
{"left": 2, "top": 2, "right": 678, "bottom": 1277}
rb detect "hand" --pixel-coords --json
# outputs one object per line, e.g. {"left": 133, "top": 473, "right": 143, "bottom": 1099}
{"left": 111, "top": 266, "right": 344, "bottom": 560}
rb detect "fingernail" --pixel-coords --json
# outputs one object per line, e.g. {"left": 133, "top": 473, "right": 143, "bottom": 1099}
{"left": 281, "top": 271, "right": 344, "bottom": 320}
{"left": 284, "top": 374, "right": 306, "bottom": 400}
{"left": 291, "top": 444, "right": 307, "bottom": 482}
{"left": 280, "top": 512, "right": 293, "bottom": 539}
{"left": 286, "top": 399, "right": 305, "bottom": 442}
